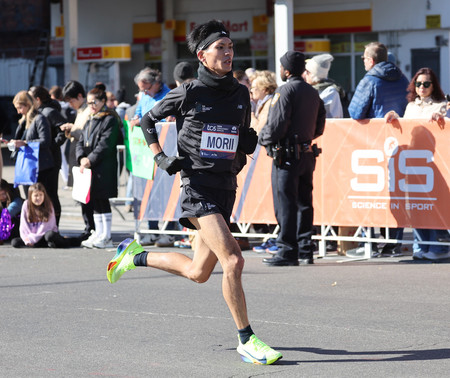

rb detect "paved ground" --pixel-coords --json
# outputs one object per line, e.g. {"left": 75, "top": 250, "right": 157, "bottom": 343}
{"left": 1, "top": 147, "right": 449, "bottom": 377}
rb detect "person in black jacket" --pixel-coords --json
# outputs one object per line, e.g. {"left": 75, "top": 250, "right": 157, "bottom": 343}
{"left": 106, "top": 20, "right": 282, "bottom": 365}
{"left": 11, "top": 91, "right": 55, "bottom": 197}
{"left": 77, "top": 87, "right": 119, "bottom": 249}
{"left": 258, "top": 51, "right": 326, "bottom": 266}
{"left": 29, "top": 86, "right": 66, "bottom": 225}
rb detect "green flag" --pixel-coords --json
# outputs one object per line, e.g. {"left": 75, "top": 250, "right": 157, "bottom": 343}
{"left": 123, "top": 120, "right": 155, "bottom": 180}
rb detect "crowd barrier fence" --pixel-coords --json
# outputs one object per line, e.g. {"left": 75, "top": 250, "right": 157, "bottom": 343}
{"left": 125, "top": 120, "right": 449, "bottom": 258}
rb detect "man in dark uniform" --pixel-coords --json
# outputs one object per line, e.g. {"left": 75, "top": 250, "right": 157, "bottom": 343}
{"left": 259, "top": 51, "right": 326, "bottom": 266}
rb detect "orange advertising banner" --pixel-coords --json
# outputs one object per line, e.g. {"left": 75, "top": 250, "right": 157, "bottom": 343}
{"left": 137, "top": 120, "right": 449, "bottom": 230}
{"left": 313, "top": 119, "right": 450, "bottom": 229}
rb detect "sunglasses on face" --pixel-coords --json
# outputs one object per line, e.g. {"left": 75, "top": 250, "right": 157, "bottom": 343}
{"left": 415, "top": 81, "right": 432, "bottom": 88}
{"left": 87, "top": 100, "right": 101, "bottom": 106}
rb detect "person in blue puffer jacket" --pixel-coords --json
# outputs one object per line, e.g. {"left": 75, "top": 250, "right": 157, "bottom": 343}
{"left": 348, "top": 42, "right": 409, "bottom": 258}
{"left": 349, "top": 42, "right": 409, "bottom": 119}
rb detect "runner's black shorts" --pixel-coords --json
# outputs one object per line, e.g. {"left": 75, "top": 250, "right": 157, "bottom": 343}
{"left": 179, "top": 182, "right": 236, "bottom": 230}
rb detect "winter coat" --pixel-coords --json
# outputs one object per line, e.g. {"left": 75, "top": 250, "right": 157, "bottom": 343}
{"left": 39, "top": 100, "right": 67, "bottom": 168}
{"left": 76, "top": 107, "right": 119, "bottom": 199}
{"left": 20, "top": 114, "right": 55, "bottom": 172}
{"left": 349, "top": 61, "right": 409, "bottom": 119}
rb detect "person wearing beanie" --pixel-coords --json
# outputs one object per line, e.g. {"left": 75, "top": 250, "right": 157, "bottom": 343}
{"left": 303, "top": 53, "right": 344, "bottom": 118}
{"left": 173, "top": 62, "right": 195, "bottom": 85}
{"left": 106, "top": 19, "right": 282, "bottom": 366}
{"left": 258, "top": 51, "right": 326, "bottom": 267}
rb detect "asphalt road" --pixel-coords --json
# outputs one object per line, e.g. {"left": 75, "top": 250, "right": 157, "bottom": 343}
{"left": 1, "top": 243, "right": 449, "bottom": 377}
{"left": 1, "top": 147, "right": 449, "bottom": 377}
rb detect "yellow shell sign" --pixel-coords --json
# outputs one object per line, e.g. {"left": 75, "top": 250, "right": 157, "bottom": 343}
{"left": 74, "top": 44, "right": 131, "bottom": 62}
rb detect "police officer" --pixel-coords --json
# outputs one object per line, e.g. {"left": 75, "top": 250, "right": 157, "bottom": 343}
{"left": 259, "top": 51, "right": 326, "bottom": 266}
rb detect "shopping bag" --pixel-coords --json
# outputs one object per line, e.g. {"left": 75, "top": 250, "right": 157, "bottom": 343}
{"left": 72, "top": 166, "right": 92, "bottom": 204}
{"left": 13, "top": 142, "right": 40, "bottom": 187}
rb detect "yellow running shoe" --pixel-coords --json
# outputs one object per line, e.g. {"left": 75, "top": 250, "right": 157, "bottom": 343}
{"left": 107, "top": 238, "right": 145, "bottom": 283}
{"left": 237, "top": 334, "right": 282, "bottom": 365}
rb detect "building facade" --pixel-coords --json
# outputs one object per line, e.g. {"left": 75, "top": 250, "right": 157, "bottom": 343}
{"left": 2, "top": 0, "right": 450, "bottom": 103}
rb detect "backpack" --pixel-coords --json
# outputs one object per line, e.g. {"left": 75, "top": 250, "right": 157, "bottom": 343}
{"left": 314, "top": 79, "right": 350, "bottom": 118}
{"left": 0, "top": 208, "right": 14, "bottom": 241}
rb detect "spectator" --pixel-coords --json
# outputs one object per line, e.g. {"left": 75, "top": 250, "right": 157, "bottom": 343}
{"left": 249, "top": 70, "right": 278, "bottom": 254}
{"left": 11, "top": 91, "right": 55, "bottom": 198}
{"left": 303, "top": 53, "right": 344, "bottom": 118}
{"left": 11, "top": 183, "right": 80, "bottom": 248}
{"left": 0, "top": 179, "right": 23, "bottom": 241}
{"left": 129, "top": 68, "right": 170, "bottom": 127}
{"left": 114, "top": 87, "right": 130, "bottom": 122}
{"left": 250, "top": 70, "right": 278, "bottom": 134}
{"left": 233, "top": 70, "right": 251, "bottom": 90}
{"left": 78, "top": 87, "right": 120, "bottom": 249}
{"left": 245, "top": 67, "right": 257, "bottom": 84}
{"left": 258, "top": 51, "right": 326, "bottom": 266}
{"left": 385, "top": 67, "right": 450, "bottom": 261}
{"left": 29, "top": 86, "right": 66, "bottom": 225}
{"left": 173, "top": 61, "right": 196, "bottom": 86}
{"left": 106, "top": 91, "right": 117, "bottom": 109}
{"left": 349, "top": 42, "right": 409, "bottom": 119}
{"left": 348, "top": 42, "right": 409, "bottom": 257}
{"left": 49, "top": 85, "right": 75, "bottom": 187}
{"left": 303, "top": 54, "right": 345, "bottom": 252}
{"left": 49, "top": 85, "right": 76, "bottom": 123}
{"left": 129, "top": 68, "right": 172, "bottom": 247}
{"left": 61, "top": 80, "right": 94, "bottom": 240}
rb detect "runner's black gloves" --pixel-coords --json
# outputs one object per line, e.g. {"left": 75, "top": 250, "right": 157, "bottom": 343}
{"left": 238, "top": 127, "right": 258, "bottom": 154}
{"left": 154, "top": 152, "right": 184, "bottom": 175}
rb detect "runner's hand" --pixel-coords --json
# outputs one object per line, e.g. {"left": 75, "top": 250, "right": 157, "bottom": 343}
{"left": 154, "top": 152, "right": 184, "bottom": 175}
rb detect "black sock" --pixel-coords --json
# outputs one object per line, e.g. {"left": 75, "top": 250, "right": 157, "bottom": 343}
{"left": 238, "top": 325, "right": 254, "bottom": 344}
{"left": 133, "top": 252, "right": 149, "bottom": 267}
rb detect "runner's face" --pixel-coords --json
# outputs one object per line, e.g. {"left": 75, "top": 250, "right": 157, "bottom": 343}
{"left": 198, "top": 37, "right": 233, "bottom": 76}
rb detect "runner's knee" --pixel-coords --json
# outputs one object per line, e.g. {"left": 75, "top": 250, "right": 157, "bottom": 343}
{"left": 222, "top": 253, "right": 245, "bottom": 276}
{"left": 187, "top": 267, "right": 213, "bottom": 283}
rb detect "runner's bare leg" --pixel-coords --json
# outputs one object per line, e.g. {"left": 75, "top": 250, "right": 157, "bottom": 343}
{"left": 145, "top": 213, "right": 249, "bottom": 329}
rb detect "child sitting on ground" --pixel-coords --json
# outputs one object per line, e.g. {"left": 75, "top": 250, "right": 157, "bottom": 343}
{"left": 11, "top": 183, "right": 80, "bottom": 248}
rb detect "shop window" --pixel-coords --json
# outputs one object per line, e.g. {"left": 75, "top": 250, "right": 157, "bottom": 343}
{"left": 354, "top": 32, "right": 378, "bottom": 52}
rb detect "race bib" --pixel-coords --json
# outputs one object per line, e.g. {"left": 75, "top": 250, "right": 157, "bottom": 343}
{"left": 200, "top": 123, "right": 239, "bottom": 160}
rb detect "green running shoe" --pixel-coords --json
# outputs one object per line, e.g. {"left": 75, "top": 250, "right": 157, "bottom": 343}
{"left": 107, "top": 238, "right": 145, "bottom": 283}
{"left": 236, "top": 334, "right": 282, "bottom": 365}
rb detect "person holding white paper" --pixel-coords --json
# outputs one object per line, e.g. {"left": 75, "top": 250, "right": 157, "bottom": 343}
{"left": 77, "top": 87, "right": 120, "bottom": 249}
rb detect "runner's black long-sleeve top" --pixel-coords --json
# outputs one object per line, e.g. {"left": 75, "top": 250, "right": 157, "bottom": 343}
{"left": 141, "top": 66, "right": 257, "bottom": 190}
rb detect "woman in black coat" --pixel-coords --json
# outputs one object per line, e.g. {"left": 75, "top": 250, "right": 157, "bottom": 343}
{"left": 76, "top": 87, "right": 119, "bottom": 249}
{"left": 29, "top": 86, "right": 67, "bottom": 225}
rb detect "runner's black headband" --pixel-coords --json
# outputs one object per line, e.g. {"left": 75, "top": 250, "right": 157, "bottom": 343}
{"left": 196, "top": 30, "right": 230, "bottom": 53}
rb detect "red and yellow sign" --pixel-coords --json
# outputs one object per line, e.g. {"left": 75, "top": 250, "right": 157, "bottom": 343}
{"left": 133, "top": 22, "right": 162, "bottom": 44}
{"left": 294, "top": 9, "right": 372, "bottom": 35}
{"left": 74, "top": 44, "right": 131, "bottom": 62}
{"left": 294, "top": 39, "right": 330, "bottom": 53}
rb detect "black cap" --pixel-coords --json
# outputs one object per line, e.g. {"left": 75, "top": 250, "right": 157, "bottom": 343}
{"left": 280, "top": 51, "right": 305, "bottom": 76}
{"left": 173, "top": 62, "right": 195, "bottom": 83}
